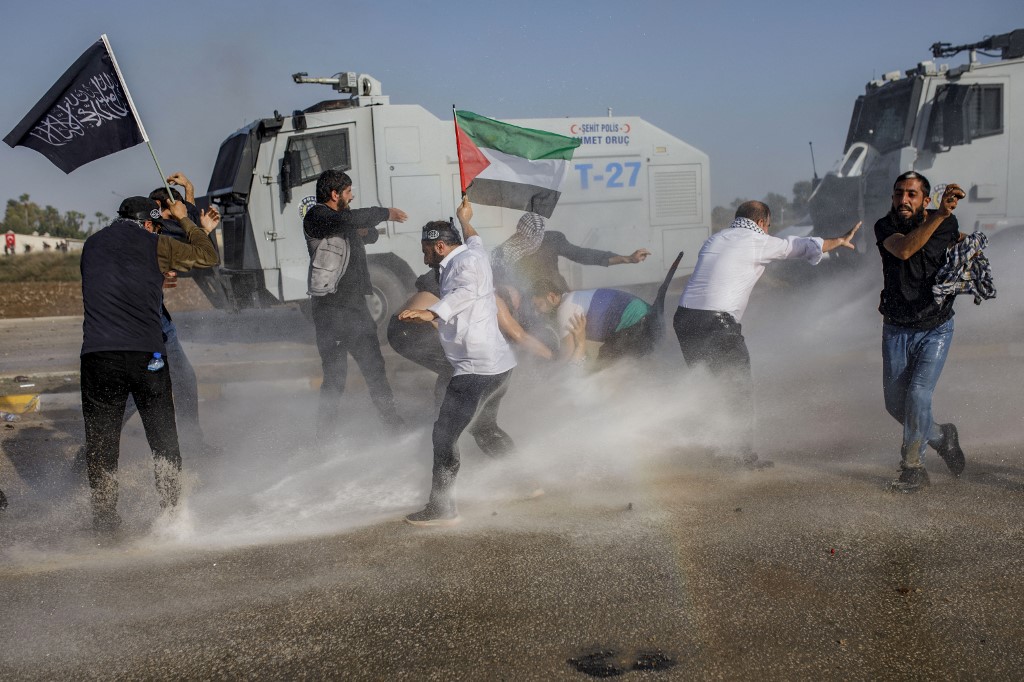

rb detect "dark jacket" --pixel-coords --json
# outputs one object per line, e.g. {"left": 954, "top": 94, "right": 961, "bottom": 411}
{"left": 874, "top": 210, "right": 959, "bottom": 329}
{"left": 81, "top": 218, "right": 218, "bottom": 355}
{"left": 497, "top": 231, "right": 617, "bottom": 292}
{"left": 303, "top": 203, "right": 388, "bottom": 308}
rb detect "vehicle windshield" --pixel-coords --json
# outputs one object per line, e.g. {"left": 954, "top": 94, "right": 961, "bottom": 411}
{"left": 208, "top": 123, "right": 259, "bottom": 198}
{"left": 845, "top": 77, "right": 921, "bottom": 154}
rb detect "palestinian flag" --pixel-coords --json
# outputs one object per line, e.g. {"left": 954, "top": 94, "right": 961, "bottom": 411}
{"left": 455, "top": 109, "right": 581, "bottom": 218}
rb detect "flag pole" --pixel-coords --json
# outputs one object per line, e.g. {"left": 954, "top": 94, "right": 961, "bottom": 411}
{"left": 100, "top": 34, "right": 175, "bottom": 204}
{"left": 452, "top": 105, "right": 467, "bottom": 199}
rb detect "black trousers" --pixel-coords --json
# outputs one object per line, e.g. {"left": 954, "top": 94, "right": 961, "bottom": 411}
{"left": 429, "top": 369, "right": 515, "bottom": 509}
{"left": 80, "top": 351, "right": 182, "bottom": 515}
{"left": 673, "top": 306, "right": 755, "bottom": 453}
{"left": 122, "top": 324, "right": 205, "bottom": 450}
{"left": 312, "top": 298, "right": 400, "bottom": 437}
{"left": 387, "top": 314, "right": 453, "bottom": 409}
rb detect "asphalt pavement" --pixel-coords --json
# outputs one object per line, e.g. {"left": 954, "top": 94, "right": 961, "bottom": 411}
{"left": 2, "top": 267, "right": 1023, "bottom": 679}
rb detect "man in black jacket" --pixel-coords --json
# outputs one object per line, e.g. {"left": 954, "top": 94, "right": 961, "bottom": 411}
{"left": 81, "top": 196, "right": 220, "bottom": 532}
{"left": 303, "top": 170, "right": 408, "bottom": 441}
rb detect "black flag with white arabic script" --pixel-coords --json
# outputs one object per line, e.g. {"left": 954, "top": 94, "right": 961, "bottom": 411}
{"left": 4, "top": 38, "right": 145, "bottom": 173}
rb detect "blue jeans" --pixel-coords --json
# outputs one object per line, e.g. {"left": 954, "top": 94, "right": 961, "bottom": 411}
{"left": 882, "top": 319, "right": 954, "bottom": 470}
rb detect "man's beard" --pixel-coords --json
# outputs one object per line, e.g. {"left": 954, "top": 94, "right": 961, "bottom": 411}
{"left": 890, "top": 205, "right": 926, "bottom": 231}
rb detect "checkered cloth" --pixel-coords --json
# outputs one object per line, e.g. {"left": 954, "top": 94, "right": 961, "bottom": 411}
{"left": 490, "top": 212, "right": 546, "bottom": 283}
{"left": 932, "top": 231, "right": 996, "bottom": 306}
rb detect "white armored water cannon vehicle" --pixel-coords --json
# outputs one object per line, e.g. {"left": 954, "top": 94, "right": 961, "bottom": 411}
{"left": 200, "top": 72, "right": 711, "bottom": 337}
{"left": 808, "top": 29, "right": 1024, "bottom": 259}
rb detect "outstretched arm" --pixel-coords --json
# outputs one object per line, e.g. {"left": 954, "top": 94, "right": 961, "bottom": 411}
{"left": 608, "top": 248, "right": 651, "bottom": 265}
{"left": 822, "top": 221, "right": 862, "bottom": 253}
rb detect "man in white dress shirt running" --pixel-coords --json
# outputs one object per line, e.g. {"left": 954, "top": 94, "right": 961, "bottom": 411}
{"left": 398, "top": 199, "right": 518, "bottom": 526}
{"left": 673, "top": 200, "right": 860, "bottom": 468}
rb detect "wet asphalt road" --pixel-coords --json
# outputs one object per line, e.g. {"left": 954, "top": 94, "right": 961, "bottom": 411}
{"left": 2, "top": 262, "right": 1024, "bottom": 679}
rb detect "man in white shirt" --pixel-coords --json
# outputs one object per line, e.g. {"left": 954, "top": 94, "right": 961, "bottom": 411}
{"left": 398, "top": 199, "right": 518, "bottom": 526}
{"left": 673, "top": 200, "right": 860, "bottom": 468}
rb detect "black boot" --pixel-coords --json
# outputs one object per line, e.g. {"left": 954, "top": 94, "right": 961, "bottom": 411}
{"left": 888, "top": 467, "right": 931, "bottom": 493}
{"left": 935, "top": 424, "right": 966, "bottom": 477}
{"left": 405, "top": 485, "right": 460, "bottom": 527}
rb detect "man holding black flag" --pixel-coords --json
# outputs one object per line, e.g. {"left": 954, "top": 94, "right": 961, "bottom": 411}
{"left": 80, "top": 196, "right": 220, "bottom": 532}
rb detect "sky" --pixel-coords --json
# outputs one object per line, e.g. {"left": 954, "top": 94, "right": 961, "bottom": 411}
{"left": 0, "top": 0, "right": 1020, "bottom": 225}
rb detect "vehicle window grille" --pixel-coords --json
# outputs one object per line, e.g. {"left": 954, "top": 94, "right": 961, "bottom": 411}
{"left": 653, "top": 169, "right": 698, "bottom": 220}
{"left": 287, "top": 130, "right": 351, "bottom": 185}
{"left": 967, "top": 84, "right": 1003, "bottom": 139}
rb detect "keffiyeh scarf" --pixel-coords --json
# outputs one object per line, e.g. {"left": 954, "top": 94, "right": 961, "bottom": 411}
{"left": 730, "top": 217, "right": 765, "bottom": 235}
{"left": 490, "top": 212, "right": 547, "bottom": 277}
{"left": 932, "top": 231, "right": 996, "bottom": 306}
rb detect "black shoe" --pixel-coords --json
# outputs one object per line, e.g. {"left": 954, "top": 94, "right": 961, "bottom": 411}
{"left": 935, "top": 424, "right": 965, "bottom": 477}
{"left": 404, "top": 504, "right": 460, "bottom": 527}
{"left": 887, "top": 467, "right": 931, "bottom": 493}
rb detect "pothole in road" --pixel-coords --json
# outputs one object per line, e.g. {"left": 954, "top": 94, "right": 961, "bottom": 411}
{"left": 568, "top": 648, "right": 677, "bottom": 677}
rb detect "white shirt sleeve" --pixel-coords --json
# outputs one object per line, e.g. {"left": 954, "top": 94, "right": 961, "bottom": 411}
{"left": 760, "top": 235, "right": 825, "bottom": 266}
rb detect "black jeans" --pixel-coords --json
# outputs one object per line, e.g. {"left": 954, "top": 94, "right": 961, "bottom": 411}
{"left": 387, "top": 314, "right": 453, "bottom": 410}
{"left": 122, "top": 323, "right": 205, "bottom": 450}
{"left": 80, "top": 351, "right": 182, "bottom": 516}
{"left": 429, "top": 369, "right": 515, "bottom": 510}
{"left": 312, "top": 298, "right": 400, "bottom": 437}
{"left": 673, "top": 306, "right": 755, "bottom": 454}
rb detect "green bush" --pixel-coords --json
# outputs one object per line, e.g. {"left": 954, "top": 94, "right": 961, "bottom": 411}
{"left": 0, "top": 252, "right": 82, "bottom": 282}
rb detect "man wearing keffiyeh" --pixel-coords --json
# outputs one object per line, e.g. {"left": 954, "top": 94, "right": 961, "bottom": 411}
{"left": 490, "top": 212, "right": 651, "bottom": 293}
{"left": 674, "top": 201, "right": 860, "bottom": 469}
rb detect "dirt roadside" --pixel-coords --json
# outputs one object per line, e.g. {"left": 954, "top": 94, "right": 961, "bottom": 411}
{"left": 0, "top": 278, "right": 213, "bottom": 319}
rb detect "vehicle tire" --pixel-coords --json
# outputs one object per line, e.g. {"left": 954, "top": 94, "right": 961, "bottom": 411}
{"left": 366, "top": 263, "right": 410, "bottom": 345}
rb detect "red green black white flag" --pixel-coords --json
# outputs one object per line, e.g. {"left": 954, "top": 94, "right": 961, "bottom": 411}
{"left": 454, "top": 109, "right": 581, "bottom": 219}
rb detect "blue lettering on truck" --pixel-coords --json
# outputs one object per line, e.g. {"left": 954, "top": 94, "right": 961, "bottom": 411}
{"left": 575, "top": 161, "right": 641, "bottom": 189}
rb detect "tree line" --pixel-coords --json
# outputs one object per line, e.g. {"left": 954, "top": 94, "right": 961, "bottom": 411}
{"left": 6, "top": 181, "right": 817, "bottom": 239}
{"left": 712, "top": 180, "right": 814, "bottom": 232}
{"left": 2, "top": 194, "right": 110, "bottom": 240}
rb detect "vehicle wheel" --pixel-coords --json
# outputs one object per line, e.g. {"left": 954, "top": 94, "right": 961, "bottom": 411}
{"left": 366, "top": 263, "right": 410, "bottom": 345}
